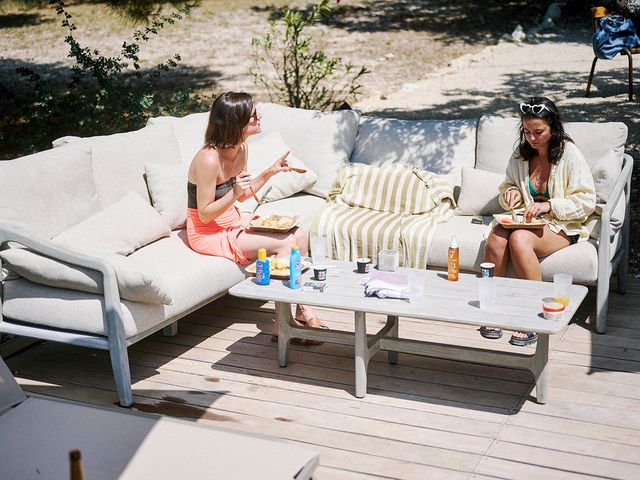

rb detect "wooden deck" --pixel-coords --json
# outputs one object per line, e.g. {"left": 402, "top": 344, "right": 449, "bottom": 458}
{"left": 5, "top": 277, "right": 640, "bottom": 479}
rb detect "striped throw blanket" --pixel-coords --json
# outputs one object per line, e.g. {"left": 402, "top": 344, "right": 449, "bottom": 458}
{"left": 311, "top": 163, "right": 456, "bottom": 268}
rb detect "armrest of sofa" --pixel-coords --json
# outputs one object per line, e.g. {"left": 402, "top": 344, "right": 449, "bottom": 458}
{"left": 597, "top": 153, "right": 633, "bottom": 273}
{"left": 0, "top": 225, "right": 126, "bottom": 342}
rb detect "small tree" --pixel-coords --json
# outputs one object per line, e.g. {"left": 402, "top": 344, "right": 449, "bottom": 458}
{"left": 251, "top": 0, "right": 369, "bottom": 111}
{"left": 14, "top": 0, "right": 205, "bottom": 153}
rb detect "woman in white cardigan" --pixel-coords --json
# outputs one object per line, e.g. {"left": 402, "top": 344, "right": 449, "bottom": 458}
{"left": 481, "top": 96, "right": 596, "bottom": 346}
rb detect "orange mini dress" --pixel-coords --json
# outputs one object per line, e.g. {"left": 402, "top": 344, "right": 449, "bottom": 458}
{"left": 186, "top": 179, "right": 256, "bottom": 265}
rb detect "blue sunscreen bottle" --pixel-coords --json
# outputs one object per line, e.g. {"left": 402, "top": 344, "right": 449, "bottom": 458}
{"left": 289, "top": 245, "right": 302, "bottom": 289}
{"left": 255, "top": 248, "right": 270, "bottom": 285}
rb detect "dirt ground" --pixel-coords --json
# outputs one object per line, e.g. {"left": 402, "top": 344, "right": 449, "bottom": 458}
{"left": 0, "top": 1, "right": 549, "bottom": 115}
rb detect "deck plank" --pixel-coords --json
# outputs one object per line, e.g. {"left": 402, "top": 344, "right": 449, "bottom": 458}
{"left": 5, "top": 278, "right": 640, "bottom": 479}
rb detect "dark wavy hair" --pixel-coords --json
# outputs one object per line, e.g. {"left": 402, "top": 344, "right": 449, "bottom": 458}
{"left": 204, "top": 92, "right": 254, "bottom": 149}
{"left": 518, "top": 96, "right": 572, "bottom": 165}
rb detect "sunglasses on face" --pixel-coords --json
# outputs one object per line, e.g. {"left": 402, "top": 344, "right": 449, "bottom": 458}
{"left": 250, "top": 110, "right": 259, "bottom": 122}
{"left": 519, "top": 103, "right": 552, "bottom": 115}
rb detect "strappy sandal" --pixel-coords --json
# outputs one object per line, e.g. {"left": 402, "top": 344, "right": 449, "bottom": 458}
{"left": 295, "top": 316, "right": 329, "bottom": 330}
{"left": 509, "top": 331, "right": 538, "bottom": 346}
{"left": 480, "top": 326, "right": 503, "bottom": 339}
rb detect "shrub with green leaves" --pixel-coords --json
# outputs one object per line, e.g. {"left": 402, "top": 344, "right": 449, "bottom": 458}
{"left": 13, "top": 0, "right": 206, "bottom": 153}
{"left": 251, "top": 0, "right": 369, "bottom": 111}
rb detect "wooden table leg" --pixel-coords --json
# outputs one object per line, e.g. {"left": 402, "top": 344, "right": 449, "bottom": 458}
{"left": 387, "top": 315, "right": 398, "bottom": 365}
{"left": 275, "top": 301, "right": 294, "bottom": 368}
{"left": 531, "top": 333, "right": 549, "bottom": 404}
{"left": 354, "top": 311, "right": 368, "bottom": 398}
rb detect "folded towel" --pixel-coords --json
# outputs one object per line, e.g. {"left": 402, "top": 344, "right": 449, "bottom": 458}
{"left": 363, "top": 271, "right": 409, "bottom": 300}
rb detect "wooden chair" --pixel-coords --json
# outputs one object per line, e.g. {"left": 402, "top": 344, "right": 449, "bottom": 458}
{"left": 585, "top": 6, "right": 640, "bottom": 101}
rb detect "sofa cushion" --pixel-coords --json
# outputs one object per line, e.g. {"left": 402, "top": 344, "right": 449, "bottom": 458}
{"left": 474, "top": 116, "right": 521, "bottom": 174}
{"left": 146, "top": 112, "right": 209, "bottom": 163}
{"left": 476, "top": 116, "right": 627, "bottom": 176}
{"left": 330, "top": 163, "right": 453, "bottom": 215}
{"left": 242, "top": 132, "right": 319, "bottom": 212}
{"left": 77, "top": 123, "right": 182, "bottom": 209}
{"left": 52, "top": 192, "right": 171, "bottom": 256}
{"left": 1, "top": 277, "right": 164, "bottom": 338}
{"left": 255, "top": 102, "right": 360, "bottom": 197}
{"left": 455, "top": 166, "right": 506, "bottom": 216}
{"left": 145, "top": 162, "right": 190, "bottom": 230}
{"left": 427, "top": 215, "right": 492, "bottom": 272}
{"left": 0, "top": 248, "right": 172, "bottom": 305}
{"left": 127, "top": 231, "right": 246, "bottom": 316}
{"left": 0, "top": 143, "right": 99, "bottom": 239}
{"left": 351, "top": 117, "right": 477, "bottom": 183}
{"left": 1, "top": 232, "right": 247, "bottom": 337}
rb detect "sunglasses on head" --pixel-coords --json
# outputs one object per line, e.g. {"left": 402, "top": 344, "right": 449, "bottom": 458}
{"left": 519, "top": 103, "right": 552, "bottom": 115}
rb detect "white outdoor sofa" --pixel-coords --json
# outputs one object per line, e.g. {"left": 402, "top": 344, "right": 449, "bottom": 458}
{"left": 0, "top": 102, "right": 632, "bottom": 407}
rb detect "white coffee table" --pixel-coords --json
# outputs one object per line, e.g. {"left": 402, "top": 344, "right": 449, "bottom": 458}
{"left": 229, "top": 260, "right": 588, "bottom": 403}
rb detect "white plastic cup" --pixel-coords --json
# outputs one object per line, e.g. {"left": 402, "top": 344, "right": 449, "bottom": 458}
{"left": 478, "top": 276, "right": 496, "bottom": 310}
{"left": 408, "top": 270, "right": 428, "bottom": 305}
{"left": 553, "top": 273, "right": 572, "bottom": 307}
{"left": 310, "top": 235, "right": 326, "bottom": 265}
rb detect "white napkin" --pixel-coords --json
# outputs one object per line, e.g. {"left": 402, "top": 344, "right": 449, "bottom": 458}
{"left": 363, "top": 271, "right": 409, "bottom": 299}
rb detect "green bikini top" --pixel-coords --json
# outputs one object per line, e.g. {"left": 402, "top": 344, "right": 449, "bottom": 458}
{"left": 528, "top": 178, "right": 549, "bottom": 200}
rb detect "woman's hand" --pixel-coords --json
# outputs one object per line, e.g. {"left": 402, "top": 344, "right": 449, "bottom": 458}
{"left": 233, "top": 171, "right": 252, "bottom": 198}
{"left": 524, "top": 200, "right": 551, "bottom": 222}
{"left": 267, "top": 150, "right": 291, "bottom": 177}
{"left": 503, "top": 188, "right": 522, "bottom": 208}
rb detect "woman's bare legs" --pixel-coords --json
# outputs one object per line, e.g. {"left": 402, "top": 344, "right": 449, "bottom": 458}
{"left": 483, "top": 225, "right": 512, "bottom": 277}
{"left": 236, "top": 226, "right": 309, "bottom": 261}
{"left": 506, "top": 226, "right": 571, "bottom": 341}
{"left": 508, "top": 226, "right": 571, "bottom": 280}
{"left": 235, "top": 226, "right": 324, "bottom": 336}
{"left": 482, "top": 225, "right": 571, "bottom": 340}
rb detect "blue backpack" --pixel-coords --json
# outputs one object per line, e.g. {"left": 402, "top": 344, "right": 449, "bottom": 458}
{"left": 593, "top": 14, "right": 640, "bottom": 60}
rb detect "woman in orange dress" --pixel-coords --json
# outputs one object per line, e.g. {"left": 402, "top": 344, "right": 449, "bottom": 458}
{"left": 187, "top": 92, "right": 324, "bottom": 342}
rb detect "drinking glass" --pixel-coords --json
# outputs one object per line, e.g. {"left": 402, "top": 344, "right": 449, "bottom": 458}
{"left": 408, "top": 270, "right": 428, "bottom": 305}
{"left": 310, "top": 235, "right": 326, "bottom": 265}
{"left": 477, "top": 276, "right": 496, "bottom": 310}
{"left": 553, "top": 273, "right": 572, "bottom": 307}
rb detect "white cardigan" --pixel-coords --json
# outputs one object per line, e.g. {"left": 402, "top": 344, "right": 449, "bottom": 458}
{"left": 498, "top": 142, "right": 597, "bottom": 241}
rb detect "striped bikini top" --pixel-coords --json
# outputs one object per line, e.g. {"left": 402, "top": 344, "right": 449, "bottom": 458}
{"left": 187, "top": 178, "right": 235, "bottom": 209}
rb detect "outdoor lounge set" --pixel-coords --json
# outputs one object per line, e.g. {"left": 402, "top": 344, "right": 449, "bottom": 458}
{"left": 0, "top": 102, "right": 633, "bottom": 407}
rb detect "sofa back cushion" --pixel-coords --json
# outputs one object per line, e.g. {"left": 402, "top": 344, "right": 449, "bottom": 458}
{"left": 146, "top": 112, "right": 209, "bottom": 163}
{"left": 144, "top": 162, "right": 190, "bottom": 230}
{"left": 254, "top": 102, "right": 361, "bottom": 198}
{"left": 475, "top": 115, "right": 627, "bottom": 173}
{"left": 0, "top": 143, "right": 99, "bottom": 239}
{"left": 89, "top": 123, "right": 182, "bottom": 209}
{"left": 242, "top": 132, "right": 318, "bottom": 211}
{"left": 351, "top": 117, "right": 477, "bottom": 179}
{"left": 455, "top": 166, "right": 506, "bottom": 216}
{"left": 475, "top": 115, "right": 628, "bottom": 211}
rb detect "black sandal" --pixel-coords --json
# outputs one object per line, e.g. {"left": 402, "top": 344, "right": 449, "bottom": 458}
{"left": 509, "top": 331, "right": 538, "bottom": 346}
{"left": 480, "top": 326, "right": 503, "bottom": 339}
